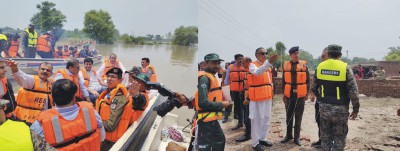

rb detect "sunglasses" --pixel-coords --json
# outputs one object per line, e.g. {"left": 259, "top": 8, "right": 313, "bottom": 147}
{"left": 258, "top": 52, "right": 268, "bottom": 55}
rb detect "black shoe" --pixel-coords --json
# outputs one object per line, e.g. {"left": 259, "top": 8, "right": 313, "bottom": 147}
{"left": 311, "top": 140, "right": 321, "bottom": 148}
{"left": 280, "top": 136, "right": 293, "bottom": 143}
{"left": 235, "top": 135, "right": 251, "bottom": 142}
{"left": 294, "top": 138, "right": 301, "bottom": 146}
{"left": 222, "top": 116, "right": 228, "bottom": 123}
{"left": 252, "top": 144, "right": 264, "bottom": 151}
{"left": 259, "top": 140, "right": 273, "bottom": 147}
{"left": 231, "top": 122, "right": 243, "bottom": 131}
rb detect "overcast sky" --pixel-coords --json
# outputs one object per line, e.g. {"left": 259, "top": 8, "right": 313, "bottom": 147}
{"left": 0, "top": 0, "right": 197, "bottom": 36}
{"left": 199, "top": 0, "right": 400, "bottom": 61}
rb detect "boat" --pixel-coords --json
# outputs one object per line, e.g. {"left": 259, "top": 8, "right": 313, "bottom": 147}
{"left": 111, "top": 90, "right": 192, "bottom": 151}
{"left": 5, "top": 56, "right": 103, "bottom": 79}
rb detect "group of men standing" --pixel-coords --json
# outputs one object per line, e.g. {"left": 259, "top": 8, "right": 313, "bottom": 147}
{"left": 196, "top": 44, "right": 360, "bottom": 151}
{"left": 0, "top": 53, "right": 159, "bottom": 151}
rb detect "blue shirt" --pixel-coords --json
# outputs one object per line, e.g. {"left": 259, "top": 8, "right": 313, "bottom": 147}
{"left": 30, "top": 104, "right": 105, "bottom": 141}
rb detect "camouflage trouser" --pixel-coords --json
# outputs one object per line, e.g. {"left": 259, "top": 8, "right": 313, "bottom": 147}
{"left": 197, "top": 120, "right": 225, "bottom": 151}
{"left": 319, "top": 103, "right": 349, "bottom": 151}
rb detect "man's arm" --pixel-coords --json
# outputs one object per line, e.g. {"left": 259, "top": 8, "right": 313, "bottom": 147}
{"left": 249, "top": 62, "right": 272, "bottom": 76}
{"left": 96, "top": 64, "right": 105, "bottom": 80}
{"left": 198, "top": 76, "right": 223, "bottom": 111}
{"left": 12, "top": 69, "right": 35, "bottom": 89}
{"left": 30, "top": 130, "right": 57, "bottom": 151}
{"left": 346, "top": 67, "right": 360, "bottom": 113}
{"left": 94, "top": 111, "right": 105, "bottom": 141}
{"left": 78, "top": 77, "right": 90, "bottom": 101}
{"left": 223, "top": 67, "right": 231, "bottom": 86}
{"left": 311, "top": 69, "right": 320, "bottom": 96}
{"left": 102, "top": 94, "right": 128, "bottom": 132}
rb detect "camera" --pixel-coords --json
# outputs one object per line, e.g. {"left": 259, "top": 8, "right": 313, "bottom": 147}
{"left": 146, "top": 82, "right": 193, "bottom": 117}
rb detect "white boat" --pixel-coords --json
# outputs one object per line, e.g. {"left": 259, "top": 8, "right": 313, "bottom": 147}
{"left": 111, "top": 90, "right": 192, "bottom": 151}
{"left": 6, "top": 56, "right": 103, "bottom": 78}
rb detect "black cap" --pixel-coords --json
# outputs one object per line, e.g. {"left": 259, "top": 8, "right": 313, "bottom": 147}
{"left": 125, "top": 66, "right": 141, "bottom": 75}
{"left": 327, "top": 44, "right": 342, "bottom": 53}
{"left": 204, "top": 53, "right": 224, "bottom": 61}
{"left": 106, "top": 67, "right": 123, "bottom": 77}
{"left": 28, "top": 24, "right": 35, "bottom": 28}
{"left": 13, "top": 33, "right": 20, "bottom": 38}
{"left": 289, "top": 46, "right": 299, "bottom": 54}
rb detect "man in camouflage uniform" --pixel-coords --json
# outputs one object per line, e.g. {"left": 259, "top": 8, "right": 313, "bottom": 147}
{"left": 311, "top": 44, "right": 360, "bottom": 151}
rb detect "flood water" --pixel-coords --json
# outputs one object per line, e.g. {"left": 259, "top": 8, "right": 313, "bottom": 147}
{"left": 9, "top": 44, "right": 198, "bottom": 126}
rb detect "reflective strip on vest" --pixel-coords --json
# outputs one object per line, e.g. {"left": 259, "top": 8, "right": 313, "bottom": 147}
{"left": 321, "top": 85, "right": 324, "bottom": 98}
{"left": 51, "top": 116, "right": 64, "bottom": 144}
{"left": 82, "top": 107, "right": 93, "bottom": 132}
{"left": 336, "top": 87, "right": 340, "bottom": 100}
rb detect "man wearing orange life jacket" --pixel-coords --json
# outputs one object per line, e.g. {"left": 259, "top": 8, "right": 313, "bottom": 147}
{"left": 8, "top": 60, "right": 53, "bottom": 125}
{"left": 235, "top": 56, "right": 252, "bottom": 143}
{"left": 95, "top": 67, "right": 140, "bottom": 150}
{"left": 31, "top": 79, "right": 105, "bottom": 151}
{"left": 224, "top": 54, "right": 246, "bottom": 130}
{"left": 280, "top": 46, "right": 310, "bottom": 146}
{"left": 60, "top": 45, "right": 70, "bottom": 59}
{"left": 0, "top": 59, "right": 16, "bottom": 120}
{"left": 81, "top": 58, "right": 107, "bottom": 104}
{"left": 36, "top": 32, "right": 54, "bottom": 58}
{"left": 5, "top": 34, "right": 22, "bottom": 58}
{"left": 141, "top": 57, "right": 157, "bottom": 82}
{"left": 195, "top": 53, "right": 230, "bottom": 151}
{"left": 54, "top": 45, "right": 62, "bottom": 58}
{"left": 54, "top": 58, "right": 91, "bottom": 102}
{"left": 127, "top": 73, "right": 150, "bottom": 123}
{"left": 247, "top": 47, "right": 278, "bottom": 151}
{"left": 97, "top": 53, "right": 126, "bottom": 81}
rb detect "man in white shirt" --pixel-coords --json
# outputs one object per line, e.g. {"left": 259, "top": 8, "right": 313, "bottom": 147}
{"left": 247, "top": 47, "right": 278, "bottom": 151}
{"left": 96, "top": 53, "right": 126, "bottom": 81}
{"left": 8, "top": 60, "right": 53, "bottom": 125}
{"left": 80, "top": 58, "right": 107, "bottom": 104}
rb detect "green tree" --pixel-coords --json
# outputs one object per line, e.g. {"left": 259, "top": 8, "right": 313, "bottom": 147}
{"left": 384, "top": 46, "right": 400, "bottom": 61}
{"left": 30, "top": 1, "right": 66, "bottom": 33}
{"left": 172, "top": 26, "right": 198, "bottom": 46}
{"left": 299, "top": 50, "right": 318, "bottom": 70}
{"left": 274, "top": 41, "right": 287, "bottom": 69}
{"left": 155, "top": 35, "right": 163, "bottom": 41}
{"left": 83, "top": 10, "right": 116, "bottom": 44}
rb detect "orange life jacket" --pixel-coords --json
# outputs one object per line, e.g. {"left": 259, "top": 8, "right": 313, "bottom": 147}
{"left": 283, "top": 60, "right": 308, "bottom": 98}
{"left": 80, "top": 69, "right": 97, "bottom": 87}
{"left": 247, "top": 61, "right": 273, "bottom": 101}
{"left": 95, "top": 84, "right": 133, "bottom": 142}
{"left": 14, "top": 76, "right": 53, "bottom": 124}
{"left": 73, "top": 50, "right": 80, "bottom": 58}
{"left": 141, "top": 65, "right": 157, "bottom": 82}
{"left": 36, "top": 35, "right": 51, "bottom": 52}
{"left": 102, "top": 59, "right": 120, "bottom": 80}
{"left": 194, "top": 71, "right": 223, "bottom": 122}
{"left": 129, "top": 91, "right": 149, "bottom": 124}
{"left": 229, "top": 64, "right": 247, "bottom": 92}
{"left": 56, "top": 69, "right": 83, "bottom": 100}
{"left": 37, "top": 102, "right": 100, "bottom": 151}
{"left": 7, "top": 40, "right": 19, "bottom": 58}
{"left": 61, "top": 51, "right": 70, "bottom": 59}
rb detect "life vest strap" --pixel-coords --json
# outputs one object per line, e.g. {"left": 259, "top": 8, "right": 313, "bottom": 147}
{"left": 17, "top": 104, "right": 42, "bottom": 111}
{"left": 23, "top": 88, "right": 51, "bottom": 94}
{"left": 249, "top": 84, "right": 271, "bottom": 88}
{"left": 209, "top": 87, "right": 221, "bottom": 92}
{"left": 53, "top": 130, "right": 96, "bottom": 148}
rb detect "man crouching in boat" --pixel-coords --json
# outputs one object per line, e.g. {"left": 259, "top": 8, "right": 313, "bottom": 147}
{"left": 7, "top": 60, "right": 53, "bottom": 125}
{"left": 95, "top": 67, "right": 145, "bottom": 151}
{"left": 31, "top": 79, "right": 105, "bottom": 151}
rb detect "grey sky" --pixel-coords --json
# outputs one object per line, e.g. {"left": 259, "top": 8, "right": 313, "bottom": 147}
{"left": 0, "top": 0, "right": 197, "bottom": 36}
{"left": 199, "top": 0, "right": 400, "bottom": 61}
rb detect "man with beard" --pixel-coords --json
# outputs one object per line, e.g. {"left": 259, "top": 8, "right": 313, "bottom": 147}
{"left": 196, "top": 53, "right": 230, "bottom": 151}
{"left": 8, "top": 60, "right": 53, "bottom": 125}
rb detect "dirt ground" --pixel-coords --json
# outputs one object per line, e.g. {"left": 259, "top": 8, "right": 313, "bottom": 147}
{"left": 222, "top": 94, "right": 400, "bottom": 151}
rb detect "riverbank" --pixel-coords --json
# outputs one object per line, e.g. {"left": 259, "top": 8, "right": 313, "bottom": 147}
{"left": 222, "top": 94, "right": 400, "bottom": 150}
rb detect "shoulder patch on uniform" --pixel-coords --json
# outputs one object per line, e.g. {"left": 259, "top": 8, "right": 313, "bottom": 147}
{"left": 201, "top": 83, "right": 207, "bottom": 89}
{"left": 321, "top": 69, "right": 340, "bottom": 76}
